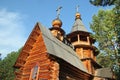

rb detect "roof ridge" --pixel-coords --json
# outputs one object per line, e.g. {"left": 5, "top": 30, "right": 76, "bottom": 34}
{"left": 38, "top": 23, "right": 88, "bottom": 73}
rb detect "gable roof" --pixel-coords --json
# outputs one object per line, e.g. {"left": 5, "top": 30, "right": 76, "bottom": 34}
{"left": 14, "top": 22, "right": 88, "bottom": 73}
{"left": 38, "top": 22, "right": 88, "bottom": 73}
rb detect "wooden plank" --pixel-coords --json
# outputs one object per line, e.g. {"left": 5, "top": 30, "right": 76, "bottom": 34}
{"left": 31, "top": 44, "right": 46, "bottom": 51}
{"left": 27, "top": 52, "right": 48, "bottom": 61}
{"left": 23, "top": 44, "right": 33, "bottom": 52}
{"left": 27, "top": 37, "right": 36, "bottom": 45}
{"left": 30, "top": 49, "right": 47, "bottom": 55}
{"left": 22, "top": 71, "right": 31, "bottom": 76}
{"left": 26, "top": 55, "right": 49, "bottom": 64}
{"left": 30, "top": 48, "right": 47, "bottom": 55}
{"left": 33, "top": 41, "right": 45, "bottom": 47}
{"left": 15, "top": 61, "right": 25, "bottom": 67}
{"left": 25, "top": 58, "right": 51, "bottom": 66}
{"left": 39, "top": 69, "right": 50, "bottom": 73}
{"left": 18, "top": 52, "right": 29, "bottom": 61}
{"left": 39, "top": 65, "right": 49, "bottom": 70}
{"left": 38, "top": 73, "right": 51, "bottom": 79}
{"left": 22, "top": 50, "right": 29, "bottom": 54}
{"left": 30, "top": 31, "right": 40, "bottom": 39}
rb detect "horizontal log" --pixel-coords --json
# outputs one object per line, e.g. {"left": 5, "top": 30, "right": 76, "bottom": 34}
{"left": 22, "top": 71, "right": 31, "bottom": 76}
{"left": 26, "top": 43, "right": 33, "bottom": 49}
{"left": 27, "top": 52, "right": 48, "bottom": 60}
{"left": 15, "top": 62, "right": 24, "bottom": 67}
{"left": 30, "top": 31, "right": 40, "bottom": 39}
{"left": 21, "top": 77, "right": 29, "bottom": 80}
{"left": 18, "top": 54, "right": 28, "bottom": 61}
{"left": 24, "top": 66, "right": 49, "bottom": 73}
{"left": 34, "top": 30, "right": 41, "bottom": 35}
{"left": 30, "top": 36, "right": 37, "bottom": 42}
{"left": 39, "top": 65, "right": 50, "bottom": 70}
{"left": 32, "top": 45, "right": 46, "bottom": 51}
{"left": 26, "top": 56, "right": 49, "bottom": 65}
{"left": 39, "top": 69, "right": 50, "bottom": 73}
{"left": 15, "top": 71, "right": 23, "bottom": 75}
{"left": 23, "top": 44, "right": 33, "bottom": 51}
{"left": 15, "top": 76, "right": 22, "bottom": 80}
{"left": 30, "top": 49, "right": 47, "bottom": 55}
{"left": 34, "top": 38, "right": 44, "bottom": 44}
{"left": 36, "top": 36, "right": 44, "bottom": 42}
{"left": 15, "top": 73, "right": 30, "bottom": 80}
{"left": 25, "top": 58, "right": 51, "bottom": 66}
{"left": 30, "top": 48, "right": 47, "bottom": 55}
{"left": 22, "top": 49, "right": 30, "bottom": 54}
{"left": 33, "top": 41, "right": 45, "bottom": 47}
{"left": 24, "top": 61, "right": 51, "bottom": 71}
{"left": 26, "top": 37, "right": 36, "bottom": 45}
{"left": 38, "top": 74, "right": 51, "bottom": 79}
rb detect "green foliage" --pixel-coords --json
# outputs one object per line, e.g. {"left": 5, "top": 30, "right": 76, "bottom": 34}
{"left": 90, "top": 1, "right": 120, "bottom": 79}
{"left": 0, "top": 48, "right": 21, "bottom": 80}
{"left": 89, "top": 0, "right": 115, "bottom": 6}
{"left": 90, "top": 9, "right": 117, "bottom": 60}
{"left": 97, "top": 53, "right": 115, "bottom": 67}
{"left": 114, "top": 1, "right": 120, "bottom": 80}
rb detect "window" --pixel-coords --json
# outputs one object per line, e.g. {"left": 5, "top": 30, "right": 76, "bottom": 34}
{"left": 71, "top": 36, "right": 78, "bottom": 42}
{"left": 80, "top": 35, "right": 87, "bottom": 41}
{"left": 30, "top": 65, "right": 39, "bottom": 80}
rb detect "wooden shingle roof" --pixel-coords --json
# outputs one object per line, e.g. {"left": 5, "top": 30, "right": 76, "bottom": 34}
{"left": 71, "top": 14, "right": 88, "bottom": 33}
{"left": 14, "top": 22, "right": 88, "bottom": 73}
{"left": 38, "top": 22, "right": 88, "bottom": 73}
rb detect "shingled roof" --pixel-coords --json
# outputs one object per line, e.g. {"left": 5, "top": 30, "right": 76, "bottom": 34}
{"left": 71, "top": 13, "right": 88, "bottom": 32}
{"left": 95, "top": 68, "right": 114, "bottom": 79}
{"left": 37, "top": 22, "right": 88, "bottom": 73}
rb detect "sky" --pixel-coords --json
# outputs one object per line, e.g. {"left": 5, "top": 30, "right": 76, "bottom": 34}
{"left": 0, "top": 0, "right": 112, "bottom": 58}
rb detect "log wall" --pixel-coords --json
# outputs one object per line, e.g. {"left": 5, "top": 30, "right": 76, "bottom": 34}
{"left": 15, "top": 26, "right": 59, "bottom": 80}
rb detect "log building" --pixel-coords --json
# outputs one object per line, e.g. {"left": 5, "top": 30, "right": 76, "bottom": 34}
{"left": 14, "top": 7, "right": 114, "bottom": 80}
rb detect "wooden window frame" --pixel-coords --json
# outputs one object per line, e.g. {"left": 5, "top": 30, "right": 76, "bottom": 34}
{"left": 29, "top": 64, "right": 40, "bottom": 80}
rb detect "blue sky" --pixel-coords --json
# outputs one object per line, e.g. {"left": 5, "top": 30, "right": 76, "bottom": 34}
{"left": 0, "top": 0, "right": 112, "bottom": 58}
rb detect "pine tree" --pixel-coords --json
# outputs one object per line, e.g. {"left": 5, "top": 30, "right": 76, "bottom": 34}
{"left": 89, "top": 0, "right": 120, "bottom": 79}
{"left": 0, "top": 48, "right": 21, "bottom": 80}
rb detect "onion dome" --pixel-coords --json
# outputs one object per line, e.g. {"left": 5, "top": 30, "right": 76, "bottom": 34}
{"left": 75, "top": 12, "right": 81, "bottom": 20}
{"left": 52, "top": 18, "right": 62, "bottom": 28}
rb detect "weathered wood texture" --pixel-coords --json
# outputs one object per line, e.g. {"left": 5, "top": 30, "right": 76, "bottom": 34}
{"left": 14, "top": 25, "right": 40, "bottom": 67}
{"left": 75, "top": 47, "right": 96, "bottom": 74}
{"left": 15, "top": 26, "right": 59, "bottom": 80}
{"left": 58, "top": 58, "right": 93, "bottom": 80}
{"left": 68, "top": 32, "right": 99, "bottom": 74}
{"left": 14, "top": 23, "right": 94, "bottom": 80}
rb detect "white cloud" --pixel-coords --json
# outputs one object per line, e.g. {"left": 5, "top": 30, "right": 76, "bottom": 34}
{"left": 0, "top": 9, "right": 26, "bottom": 58}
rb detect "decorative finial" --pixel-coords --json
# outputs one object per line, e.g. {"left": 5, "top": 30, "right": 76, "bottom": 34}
{"left": 76, "top": 5, "right": 79, "bottom": 12}
{"left": 75, "top": 5, "right": 81, "bottom": 20}
{"left": 56, "top": 6, "right": 62, "bottom": 18}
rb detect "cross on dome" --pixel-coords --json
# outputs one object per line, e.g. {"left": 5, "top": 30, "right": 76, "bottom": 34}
{"left": 56, "top": 6, "right": 62, "bottom": 18}
{"left": 76, "top": 5, "right": 79, "bottom": 12}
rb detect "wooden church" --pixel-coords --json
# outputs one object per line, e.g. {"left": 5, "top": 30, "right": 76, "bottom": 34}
{"left": 14, "top": 7, "right": 114, "bottom": 80}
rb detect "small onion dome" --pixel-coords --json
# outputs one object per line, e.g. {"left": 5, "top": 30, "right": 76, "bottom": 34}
{"left": 52, "top": 18, "right": 62, "bottom": 28}
{"left": 75, "top": 12, "right": 81, "bottom": 20}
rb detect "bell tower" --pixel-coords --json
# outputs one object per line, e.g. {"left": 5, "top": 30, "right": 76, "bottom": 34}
{"left": 67, "top": 6, "right": 101, "bottom": 74}
{"left": 49, "top": 6, "right": 65, "bottom": 41}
